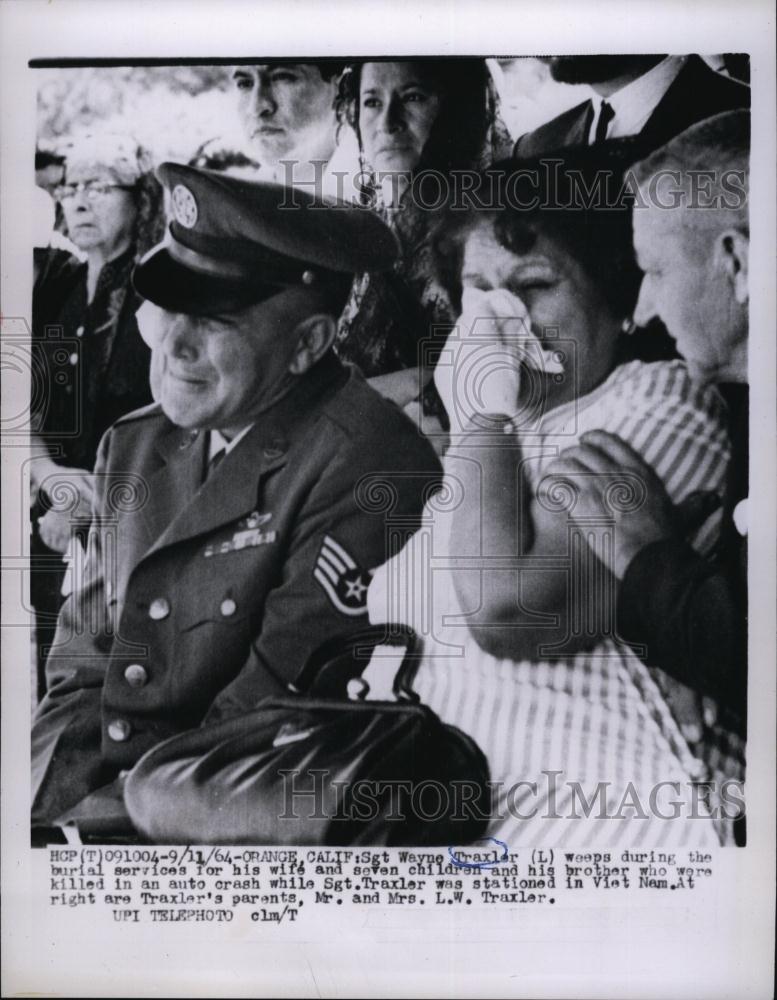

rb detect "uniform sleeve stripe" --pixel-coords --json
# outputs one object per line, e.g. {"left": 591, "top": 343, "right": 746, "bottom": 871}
{"left": 320, "top": 544, "right": 347, "bottom": 574}
{"left": 315, "top": 557, "right": 340, "bottom": 585}
{"left": 323, "top": 535, "right": 357, "bottom": 569}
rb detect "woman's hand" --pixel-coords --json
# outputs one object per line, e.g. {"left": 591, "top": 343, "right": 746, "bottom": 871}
{"left": 434, "top": 288, "right": 528, "bottom": 433}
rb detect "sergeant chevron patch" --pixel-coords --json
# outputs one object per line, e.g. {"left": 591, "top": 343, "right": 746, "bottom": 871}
{"left": 313, "top": 535, "right": 370, "bottom": 616}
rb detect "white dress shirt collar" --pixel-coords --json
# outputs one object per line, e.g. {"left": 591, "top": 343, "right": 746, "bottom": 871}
{"left": 208, "top": 424, "right": 254, "bottom": 464}
{"left": 589, "top": 55, "right": 688, "bottom": 142}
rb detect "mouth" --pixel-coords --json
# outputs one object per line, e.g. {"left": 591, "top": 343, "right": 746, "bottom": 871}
{"left": 167, "top": 369, "right": 209, "bottom": 387}
{"left": 378, "top": 144, "right": 413, "bottom": 156}
{"left": 253, "top": 126, "right": 284, "bottom": 136}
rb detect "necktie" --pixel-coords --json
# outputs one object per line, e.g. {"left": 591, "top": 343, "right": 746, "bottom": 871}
{"left": 205, "top": 447, "right": 225, "bottom": 482}
{"left": 594, "top": 100, "right": 615, "bottom": 143}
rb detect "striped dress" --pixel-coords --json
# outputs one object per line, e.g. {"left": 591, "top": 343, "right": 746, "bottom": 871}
{"left": 368, "top": 360, "right": 744, "bottom": 848}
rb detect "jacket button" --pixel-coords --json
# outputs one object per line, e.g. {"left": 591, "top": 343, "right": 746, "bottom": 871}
{"left": 107, "top": 719, "right": 131, "bottom": 742}
{"left": 124, "top": 663, "right": 148, "bottom": 687}
{"left": 148, "top": 597, "right": 170, "bottom": 620}
{"left": 220, "top": 598, "right": 237, "bottom": 617}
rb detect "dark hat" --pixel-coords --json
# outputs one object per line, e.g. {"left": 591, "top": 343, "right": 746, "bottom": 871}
{"left": 133, "top": 162, "right": 399, "bottom": 314}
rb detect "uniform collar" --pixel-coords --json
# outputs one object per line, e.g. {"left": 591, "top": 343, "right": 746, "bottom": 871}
{"left": 208, "top": 424, "right": 254, "bottom": 463}
{"left": 155, "top": 351, "right": 347, "bottom": 467}
{"left": 238, "top": 350, "right": 349, "bottom": 459}
{"left": 142, "top": 352, "right": 348, "bottom": 557}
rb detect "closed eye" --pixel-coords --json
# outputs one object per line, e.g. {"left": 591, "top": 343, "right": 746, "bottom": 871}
{"left": 511, "top": 280, "right": 553, "bottom": 295}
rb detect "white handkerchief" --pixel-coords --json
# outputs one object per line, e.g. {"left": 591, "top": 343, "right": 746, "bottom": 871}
{"left": 459, "top": 287, "right": 565, "bottom": 375}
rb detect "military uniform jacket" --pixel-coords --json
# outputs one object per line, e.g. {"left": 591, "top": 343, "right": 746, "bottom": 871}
{"left": 32, "top": 355, "right": 441, "bottom": 823}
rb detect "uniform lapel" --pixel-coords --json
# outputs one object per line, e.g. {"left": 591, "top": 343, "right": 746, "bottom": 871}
{"left": 146, "top": 425, "right": 286, "bottom": 556}
{"left": 133, "top": 354, "right": 347, "bottom": 560}
{"left": 569, "top": 100, "right": 595, "bottom": 146}
{"left": 135, "top": 424, "right": 207, "bottom": 557}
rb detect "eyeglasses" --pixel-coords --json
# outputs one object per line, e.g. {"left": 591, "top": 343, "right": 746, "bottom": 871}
{"left": 54, "top": 181, "right": 135, "bottom": 202}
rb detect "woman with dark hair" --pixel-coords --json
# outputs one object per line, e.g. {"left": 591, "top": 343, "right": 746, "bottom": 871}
{"left": 334, "top": 59, "right": 513, "bottom": 411}
{"left": 30, "top": 132, "right": 165, "bottom": 700}
{"left": 367, "top": 145, "right": 742, "bottom": 847}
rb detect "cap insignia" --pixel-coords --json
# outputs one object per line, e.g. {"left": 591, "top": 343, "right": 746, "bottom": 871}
{"left": 171, "top": 184, "right": 198, "bottom": 229}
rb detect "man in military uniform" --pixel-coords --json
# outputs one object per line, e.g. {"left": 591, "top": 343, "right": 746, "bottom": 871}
{"left": 31, "top": 163, "right": 441, "bottom": 828}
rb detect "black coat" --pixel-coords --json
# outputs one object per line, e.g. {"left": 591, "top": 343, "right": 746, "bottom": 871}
{"left": 515, "top": 56, "right": 750, "bottom": 158}
{"left": 32, "top": 247, "right": 153, "bottom": 472}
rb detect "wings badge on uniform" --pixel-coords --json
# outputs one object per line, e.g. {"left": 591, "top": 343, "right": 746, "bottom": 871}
{"left": 313, "top": 535, "right": 371, "bottom": 617}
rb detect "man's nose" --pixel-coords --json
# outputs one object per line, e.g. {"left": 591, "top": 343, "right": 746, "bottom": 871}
{"left": 161, "top": 314, "right": 199, "bottom": 360}
{"left": 254, "top": 77, "right": 277, "bottom": 117}
{"left": 633, "top": 276, "right": 658, "bottom": 327}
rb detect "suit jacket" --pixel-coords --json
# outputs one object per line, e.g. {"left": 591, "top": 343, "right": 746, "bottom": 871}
{"left": 31, "top": 355, "right": 441, "bottom": 824}
{"left": 515, "top": 56, "right": 750, "bottom": 158}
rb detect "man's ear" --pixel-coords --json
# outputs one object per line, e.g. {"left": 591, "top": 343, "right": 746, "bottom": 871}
{"left": 288, "top": 313, "right": 336, "bottom": 375}
{"left": 714, "top": 229, "right": 749, "bottom": 305}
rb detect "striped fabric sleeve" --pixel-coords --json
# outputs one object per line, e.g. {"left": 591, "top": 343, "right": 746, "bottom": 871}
{"left": 602, "top": 361, "right": 731, "bottom": 555}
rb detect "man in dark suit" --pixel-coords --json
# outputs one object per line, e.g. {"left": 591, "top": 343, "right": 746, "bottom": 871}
{"left": 515, "top": 55, "right": 750, "bottom": 158}
{"left": 31, "top": 163, "right": 441, "bottom": 829}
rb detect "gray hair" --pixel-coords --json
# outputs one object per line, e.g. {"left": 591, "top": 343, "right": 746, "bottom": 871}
{"left": 633, "top": 110, "right": 750, "bottom": 232}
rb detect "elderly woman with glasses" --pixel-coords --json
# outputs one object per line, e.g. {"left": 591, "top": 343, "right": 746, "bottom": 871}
{"left": 30, "top": 132, "right": 164, "bottom": 700}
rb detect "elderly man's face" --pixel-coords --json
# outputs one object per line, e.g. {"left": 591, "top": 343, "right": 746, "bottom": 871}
{"left": 149, "top": 290, "right": 313, "bottom": 436}
{"left": 232, "top": 64, "right": 337, "bottom": 167}
{"left": 632, "top": 200, "right": 748, "bottom": 385}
